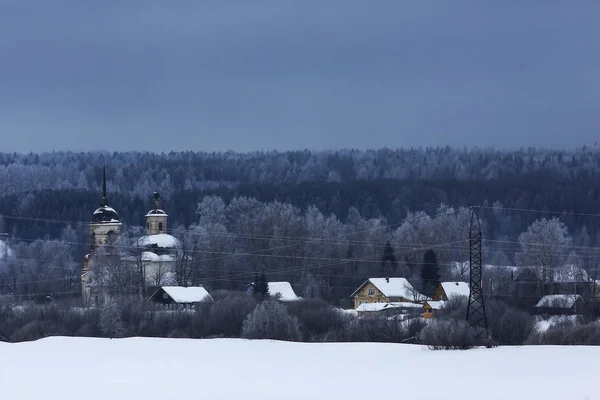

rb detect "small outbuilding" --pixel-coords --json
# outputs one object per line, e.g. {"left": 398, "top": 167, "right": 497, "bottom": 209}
{"left": 423, "top": 301, "right": 446, "bottom": 319}
{"left": 149, "top": 286, "right": 212, "bottom": 309}
{"left": 534, "top": 294, "right": 584, "bottom": 316}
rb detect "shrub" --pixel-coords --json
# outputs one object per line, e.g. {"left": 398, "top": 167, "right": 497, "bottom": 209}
{"left": 208, "top": 291, "right": 257, "bottom": 337}
{"left": 284, "top": 299, "right": 348, "bottom": 341}
{"left": 241, "top": 300, "right": 301, "bottom": 341}
{"left": 530, "top": 322, "right": 600, "bottom": 345}
{"left": 486, "top": 300, "right": 534, "bottom": 345}
{"left": 418, "top": 319, "right": 477, "bottom": 350}
{"left": 99, "top": 300, "right": 125, "bottom": 338}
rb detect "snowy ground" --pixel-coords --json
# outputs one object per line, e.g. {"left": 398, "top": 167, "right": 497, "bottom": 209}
{"left": 0, "top": 337, "right": 597, "bottom": 400}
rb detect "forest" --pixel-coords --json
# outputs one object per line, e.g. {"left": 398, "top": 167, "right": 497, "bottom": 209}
{"left": 0, "top": 147, "right": 599, "bottom": 308}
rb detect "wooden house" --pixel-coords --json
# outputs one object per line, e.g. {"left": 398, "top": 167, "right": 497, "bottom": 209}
{"left": 149, "top": 286, "right": 212, "bottom": 309}
{"left": 433, "top": 282, "right": 470, "bottom": 301}
{"left": 351, "top": 277, "right": 428, "bottom": 309}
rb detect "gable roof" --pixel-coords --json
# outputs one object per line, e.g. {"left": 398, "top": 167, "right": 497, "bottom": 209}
{"left": 267, "top": 282, "right": 301, "bottom": 301}
{"left": 351, "top": 278, "right": 429, "bottom": 301}
{"left": 155, "top": 286, "right": 212, "bottom": 303}
{"left": 534, "top": 294, "right": 582, "bottom": 309}
{"left": 355, "top": 301, "right": 422, "bottom": 313}
{"left": 440, "top": 282, "right": 470, "bottom": 298}
{"left": 424, "top": 300, "right": 446, "bottom": 310}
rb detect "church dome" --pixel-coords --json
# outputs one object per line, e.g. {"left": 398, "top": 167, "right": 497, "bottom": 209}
{"left": 92, "top": 205, "right": 120, "bottom": 223}
{"left": 145, "top": 208, "right": 168, "bottom": 217}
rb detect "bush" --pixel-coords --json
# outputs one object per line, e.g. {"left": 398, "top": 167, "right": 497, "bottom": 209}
{"left": 529, "top": 321, "right": 600, "bottom": 345}
{"left": 343, "top": 315, "right": 426, "bottom": 343}
{"left": 241, "top": 300, "right": 301, "bottom": 341}
{"left": 284, "top": 299, "right": 348, "bottom": 341}
{"left": 418, "top": 319, "right": 477, "bottom": 350}
{"left": 437, "top": 295, "right": 468, "bottom": 320}
{"left": 486, "top": 300, "right": 534, "bottom": 345}
{"left": 99, "top": 300, "right": 125, "bottom": 338}
{"left": 208, "top": 291, "right": 257, "bottom": 337}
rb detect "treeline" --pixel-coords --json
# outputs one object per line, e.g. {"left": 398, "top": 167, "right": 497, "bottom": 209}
{"left": 2, "top": 147, "right": 600, "bottom": 196}
{"left": 2, "top": 147, "right": 600, "bottom": 243}
{"left": 2, "top": 293, "right": 598, "bottom": 347}
{"left": 3, "top": 178, "right": 600, "bottom": 244}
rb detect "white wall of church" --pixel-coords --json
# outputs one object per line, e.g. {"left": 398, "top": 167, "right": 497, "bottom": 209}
{"left": 90, "top": 222, "right": 123, "bottom": 246}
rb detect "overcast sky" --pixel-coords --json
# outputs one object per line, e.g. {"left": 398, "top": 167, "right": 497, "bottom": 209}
{"left": 1, "top": 1, "right": 599, "bottom": 153}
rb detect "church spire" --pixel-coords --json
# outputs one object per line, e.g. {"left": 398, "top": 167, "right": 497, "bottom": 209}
{"left": 101, "top": 164, "right": 107, "bottom": 207}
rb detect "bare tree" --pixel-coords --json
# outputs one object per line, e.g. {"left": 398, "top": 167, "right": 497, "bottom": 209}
{"left": 516, "top": 218, "right": 571, "bottom": 294}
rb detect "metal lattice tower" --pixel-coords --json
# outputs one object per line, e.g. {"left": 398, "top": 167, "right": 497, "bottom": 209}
{"left": 466, "top": 207, "right": 489, "bottom": 341}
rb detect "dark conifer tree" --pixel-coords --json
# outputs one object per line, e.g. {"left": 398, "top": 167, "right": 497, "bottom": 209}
{"left": 421, "top": 249, "right": 440, "bottom": 298}
{"left": 380, "top": 240, "right": 398, "bottom": 277}
{"left": 254, "top": 270, "right": 270, "bottom": 299}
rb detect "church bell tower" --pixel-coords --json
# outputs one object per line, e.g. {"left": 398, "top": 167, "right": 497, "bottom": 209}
{"left": 145, "top": 192, "right": 168, "bottom": 235}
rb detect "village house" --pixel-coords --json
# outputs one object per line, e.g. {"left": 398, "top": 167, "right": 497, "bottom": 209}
{"left": 433, "top": 281, "right": 470, "bottom": 301}
{"left": 149, "top": 286, "right": 212, "bottom": 309}
{"left": 244, "top": 281, "right": 301, "bottom": 301}
{"left": 534, "top": 294, "right": 585, "bottom": 316}
{"left": 350, "top": 277, "right": 428, "bottom": 309}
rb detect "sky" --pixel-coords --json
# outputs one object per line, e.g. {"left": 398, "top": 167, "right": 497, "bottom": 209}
{"left": 1, "top": 1, "right": 600, "bottom": 153}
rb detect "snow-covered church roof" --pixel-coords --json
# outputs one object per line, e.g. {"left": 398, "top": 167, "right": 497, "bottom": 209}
{"left": 92, "top": 205, "right": 120, "bottom": 223}
{"left": 136, "top": 233, "right": 180, "bottom": 249}
{"left": 145, "top": 208, "right": 168, "bottom": 217}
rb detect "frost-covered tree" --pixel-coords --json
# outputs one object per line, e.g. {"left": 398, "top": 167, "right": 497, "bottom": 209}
{"left": 241, "top": 300, "right": 301, "bottom": 341}
{"left": 99, "top": 299, "right": 125, "bottom": 338}
{"left": 516, "top": 218, "right": 571, "bottom": 289}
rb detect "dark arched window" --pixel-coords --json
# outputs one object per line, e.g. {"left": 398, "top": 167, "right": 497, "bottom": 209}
{"left": 158, "top": 222, "right": 164, "bottom": 232}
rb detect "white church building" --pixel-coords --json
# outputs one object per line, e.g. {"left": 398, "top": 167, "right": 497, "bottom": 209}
{"left": 81, "top": 168, "right": 179, "bottom": 305}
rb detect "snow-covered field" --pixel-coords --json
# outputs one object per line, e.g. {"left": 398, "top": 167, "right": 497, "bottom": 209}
{"left": 0, "top": 337, "right": 597, "bottom": 400}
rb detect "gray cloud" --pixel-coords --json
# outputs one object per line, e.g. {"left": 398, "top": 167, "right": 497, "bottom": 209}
{"left": 1, "top": 1, "right": 600, "bottom": 152}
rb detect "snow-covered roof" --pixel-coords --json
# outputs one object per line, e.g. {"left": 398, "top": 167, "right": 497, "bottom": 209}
{"left": 268, "top": 282, "right": 301, "bottom": 301}
{"left": 351, "top": 278, "right": 429, "bottom": 301}
{"left": 158, "top": 286, "right": 212, "bottom": 303}
{"left": 440, "top": 282, "right": 470, "bottom": 298}
{"left": 123, "top": 251, "right": 175, "bottom": 262}
{"left": 424, "top": 301, "right": 446, "bottom": 310}
{"left": 535, "top": 294, "right": 582, "bottom": 309}
{"left": 145, "top": 209, "right": 168, "bottom": 217}
{"left": 136, "top": 233, "right": 180, "bottom": 249}
{"left": 551, "top": 265, "right": 589, "bottom": 283}
{"left": 355, "top": 301, "right": 422, "bottom": 313}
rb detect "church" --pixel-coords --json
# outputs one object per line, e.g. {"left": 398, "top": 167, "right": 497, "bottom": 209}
{"left": 81, "top": 168, "right": 179, "bottom": 305}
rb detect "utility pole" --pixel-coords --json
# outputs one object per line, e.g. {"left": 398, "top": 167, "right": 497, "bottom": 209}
{"left": 466, "top": 207, "right": 489, "bottom": 343}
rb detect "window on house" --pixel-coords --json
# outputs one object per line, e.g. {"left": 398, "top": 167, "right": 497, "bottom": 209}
{"left": 368, "top": 288, "right": 375, "bottom": 295}
{"left": 163, "top": 293, "right": 168, "bottom": 299}
{"left": 147, "top": 222, "right": 150, "bottom": 230}
{"left": 159, "top": 222, "right": 164, "bottom": 231}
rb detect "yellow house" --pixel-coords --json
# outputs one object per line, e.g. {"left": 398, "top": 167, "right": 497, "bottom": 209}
{"left": 351, "top": 278, "right": 427, "bottom": 309}
{"left": 433, "top": 282, "right": 470, "bottom": 301}
{"left": 423, "top": 301, "right": 445, "bottom": 319}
